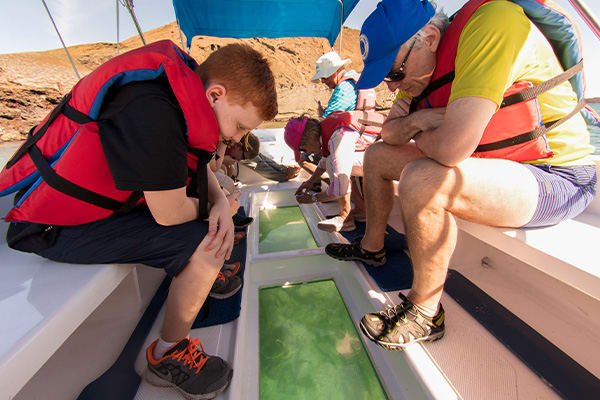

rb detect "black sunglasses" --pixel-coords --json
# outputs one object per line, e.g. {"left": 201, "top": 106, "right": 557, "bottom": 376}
{"left": 384, "top": 39, "right": 416, "bottom": 82}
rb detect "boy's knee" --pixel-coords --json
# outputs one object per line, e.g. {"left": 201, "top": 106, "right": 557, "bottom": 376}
{"left": 187, "top": 242, "right": 224, "bottom": 271}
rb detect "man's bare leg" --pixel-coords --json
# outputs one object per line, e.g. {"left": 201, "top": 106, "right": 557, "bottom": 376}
{"left": 399, "top": 157, "right": 538, "bottom": 313}
{"left": 360, "top": 142, "right": 424, "bottom": 252}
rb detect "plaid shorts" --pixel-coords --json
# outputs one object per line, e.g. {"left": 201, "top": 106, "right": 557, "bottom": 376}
{"left": 522, "top": 164, "right": 597, "bottom": 228}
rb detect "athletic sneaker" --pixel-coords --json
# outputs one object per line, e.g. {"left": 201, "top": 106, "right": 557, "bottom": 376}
{"left": 360, "top": 292, "right": 445, "bottom": 350}
{"left": 325, "top": 238, "right": 387, "bottom": 266}
{"left": 232, "top": 214, "right": 253, "bottom": 229}
{"left": 220, "top": 261, "right": 241, "bottom": 277}
{"left": 209, "top": 271, "right": 242, "bottom": 299}
{"left": 145, "top": 337, "right": 233, "bottom": 399}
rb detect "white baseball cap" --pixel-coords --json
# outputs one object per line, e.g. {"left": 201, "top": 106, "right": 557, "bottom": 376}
{"left": 310, "top": 51, "right": 351, "bottom": 83}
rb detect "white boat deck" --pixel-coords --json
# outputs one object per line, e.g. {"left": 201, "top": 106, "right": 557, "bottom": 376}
{"left": 2, "top": 131, "right": 598, "bottom": 399}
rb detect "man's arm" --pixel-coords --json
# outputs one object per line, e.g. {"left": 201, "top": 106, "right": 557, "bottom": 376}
{"left": 414, "top": 96, "right": 496, "bottom": 167}
{"left": 382, "top": 97, "right": 446, "bottom": 146}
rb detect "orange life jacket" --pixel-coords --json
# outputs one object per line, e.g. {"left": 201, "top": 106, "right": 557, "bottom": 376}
{"left": 410, "top": 0, "right": 596, "bottom": 162}
{"left": 0, "top": 40, "right": 218, "bottom": 225}
{"left": 320, "top": 110, "right": 385, "bottom": 158}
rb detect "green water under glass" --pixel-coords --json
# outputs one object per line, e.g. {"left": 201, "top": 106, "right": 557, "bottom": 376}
{"left": 259, "top": 280, "right": 387, "bottom": 399}
{"left": 258, "top": 206, "right": 318, "bottom": 253}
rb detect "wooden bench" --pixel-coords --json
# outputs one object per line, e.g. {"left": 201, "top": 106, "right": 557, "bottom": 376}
{"left": 0, "top": 194, "right": 137, "bottom": 398}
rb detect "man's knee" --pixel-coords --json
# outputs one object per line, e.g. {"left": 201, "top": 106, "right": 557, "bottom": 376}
{"left": 398, "top": 158, "right": 450, "bottom": 205}
{"left": 364, "top": 142, "right": 389, "bottom": 170}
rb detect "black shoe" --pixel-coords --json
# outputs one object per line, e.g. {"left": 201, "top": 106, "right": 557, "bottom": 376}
{"left": 360, "top": 293, "right": 445, "bottom": 350}
{"left": 209, "top": 272, "right": 242, "bottom": 299}
{"left": 325, "top": 239, "right": 386, "bottom": 266}
{"left": 146, "top": 337, "right": 233, "bottom": 399}
{"left": 232, "top": 214, "right": 253, "bottom": 229}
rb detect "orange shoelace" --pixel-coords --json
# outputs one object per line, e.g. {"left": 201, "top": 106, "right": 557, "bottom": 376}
{"left": 170, "top": 338, "right": 209, "bottom": 374}
{"left": 216, "top": 271, "right": 225, "bottom": 282}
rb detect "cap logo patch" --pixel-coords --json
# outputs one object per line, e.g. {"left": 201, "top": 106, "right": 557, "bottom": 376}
{"left": 359, "top": 34, "right": 369, "bottom": 61}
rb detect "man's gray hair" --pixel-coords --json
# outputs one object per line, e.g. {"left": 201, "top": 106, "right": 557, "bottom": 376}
{"left": 411, "top": 9, "right": 450, "bottom": 48}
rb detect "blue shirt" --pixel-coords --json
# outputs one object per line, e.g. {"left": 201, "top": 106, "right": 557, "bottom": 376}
{"left": 322, "top": 71, "right": 358, "bottom": 117}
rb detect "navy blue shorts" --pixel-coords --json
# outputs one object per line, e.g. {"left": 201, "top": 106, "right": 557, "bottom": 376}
{"left": 37, "top": 207, "right": 209, "bottom": 277}
{"left": 522, "top": 164, "right": 597, "bottom": 228}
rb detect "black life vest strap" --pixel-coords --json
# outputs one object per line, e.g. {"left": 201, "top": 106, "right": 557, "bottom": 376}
{"left": 6, "top": 92, "right": 95, "bottom": 169}
{"left": 188, "top": 147, "right": 214, "bottom": 220}
{"left": 410, "top": 71, "right": 455, "bottom": 113}
{"left": 28, "top": 144, "right": 141, "bottom": 212}
{"left": 475, "top": 123, "right": 551, "bottom": 153}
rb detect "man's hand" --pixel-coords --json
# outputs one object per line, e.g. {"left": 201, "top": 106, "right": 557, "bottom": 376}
{"left": 204, "top": 197, "right": 235, "bottom": 260}
{"left": 411, "top": 108, "right": 446, "bottom": 132}
{"left": 382, "top": 104, "right": 446, "bottom": 146}
{"left": 387, "top": 96, "right": 412, "bottom": 120}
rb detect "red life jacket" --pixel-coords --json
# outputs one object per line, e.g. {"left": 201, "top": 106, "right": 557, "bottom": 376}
{"left": 411, "top": 0, "right": 590, "bottom": 162}
{"left": 320, "top": 110, "right": 385, "bottom": 158}
{"left": 339, "top": 71, "right": 377, "bottom": 110}
{"left": 0, "top": 40, "right": 218, "bottom": 225}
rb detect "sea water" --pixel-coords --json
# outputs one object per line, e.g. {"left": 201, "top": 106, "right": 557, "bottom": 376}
{"left": 258, "top": 206, "right": 318, "bottom": 253}
{"left": 259, "top": 280, "right": 387, "bottom": 399}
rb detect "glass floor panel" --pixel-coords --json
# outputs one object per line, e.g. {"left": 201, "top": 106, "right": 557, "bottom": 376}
{"left": 259, "top": 280, "right": 387, "bottom": 399}
{"left": 258, "top": 206, "right": 318, "bottom": 253}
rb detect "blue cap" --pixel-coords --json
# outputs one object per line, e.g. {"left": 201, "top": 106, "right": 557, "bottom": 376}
{"left": 356, "top": 0, "right": 435, "bottom": 89}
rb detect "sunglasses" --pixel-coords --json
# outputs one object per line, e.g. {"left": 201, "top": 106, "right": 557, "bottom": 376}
{"left": 384, "top": 39, "right": 416, "bottom": 82}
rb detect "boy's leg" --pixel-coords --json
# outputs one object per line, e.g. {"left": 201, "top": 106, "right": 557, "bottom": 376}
{"left": 161, "top": 234, "right": 224, "bottom": 341}
{"left": 35, "top": 207, "right": 236, "bottom": 396}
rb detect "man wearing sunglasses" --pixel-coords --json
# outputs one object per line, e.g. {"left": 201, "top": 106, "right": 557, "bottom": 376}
{"left": 325, "top": 0, "right": 596, "bottom": 350}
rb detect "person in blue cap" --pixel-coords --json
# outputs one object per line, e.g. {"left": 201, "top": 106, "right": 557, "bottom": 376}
{"left": 325, "top": 0, "right": 597, "bottom": 349}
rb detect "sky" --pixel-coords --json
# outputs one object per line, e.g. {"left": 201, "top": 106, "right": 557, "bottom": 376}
{"left": 1, "top": 0, "right": 599, "bottom": 92}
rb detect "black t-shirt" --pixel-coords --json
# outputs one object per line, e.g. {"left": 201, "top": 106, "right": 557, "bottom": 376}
{"left": 7, "top": 77, "right": 190, "bottom": 250}
{"left": 97, "top": 76, "right": 188, "bottom": 191}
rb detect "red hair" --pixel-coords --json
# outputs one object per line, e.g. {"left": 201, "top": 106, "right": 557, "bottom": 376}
{"left": 196, "top": 44, "right": 278, "bottom": 120}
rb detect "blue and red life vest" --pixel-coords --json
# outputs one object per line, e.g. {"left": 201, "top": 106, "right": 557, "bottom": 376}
{"left": 410, "top": 0, "right": 600, "bottom": 162}
{"left": 320, "top": 110, "right": 385, "bottom": 158}
{"left": 0, "top": 40, "right": 219, "bottom": 225}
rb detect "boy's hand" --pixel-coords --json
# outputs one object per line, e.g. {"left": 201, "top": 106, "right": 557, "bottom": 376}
{"left": 227, "top": 190, "right": 241, "bottom": 216}
{"left": 205, "top": 197, "right": 235, "bottom": 260}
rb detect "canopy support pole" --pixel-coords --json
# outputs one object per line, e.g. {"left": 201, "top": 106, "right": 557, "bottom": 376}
{"left": 116, "top": 0, "right": 120, "bottom": 55}
{"left": 124, "top": 0, "right": 146, "bottom": 46}
{"left": 567, "top": 0, "right": 600, "bottom": 40}
{"left": 176, "top": 17, "right": 189, "bottom": 54}
{"left": 338, "top": 0, "right": 344, "bottom": 55}
{"left": 41, "top": 0, "right": 80, "bottom": 80}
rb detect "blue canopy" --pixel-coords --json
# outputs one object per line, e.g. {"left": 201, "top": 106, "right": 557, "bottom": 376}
{"left": 172, "top": 0, "right": 360, "bottom": 48}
